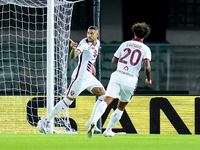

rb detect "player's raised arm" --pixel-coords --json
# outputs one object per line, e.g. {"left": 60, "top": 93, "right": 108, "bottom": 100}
{"left": 69, "top": 38, "right": 80, "bottom": 59}
{"left": 143, "top": 59, "right": 152, "bottom": 85}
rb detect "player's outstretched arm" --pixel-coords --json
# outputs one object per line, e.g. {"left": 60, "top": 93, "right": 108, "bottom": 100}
{"left": 143, "top": 59, "right": 152, "bottom": 85}
{"left": 69, "top": 38, "right": 80, "bottom": 59}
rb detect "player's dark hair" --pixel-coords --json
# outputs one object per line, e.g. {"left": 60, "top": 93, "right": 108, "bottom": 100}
{"left": 88, "top": 26, "right": 99, "bottom": 32}
{"left": 131, "top": 22, "right": 151, "bottom": 39}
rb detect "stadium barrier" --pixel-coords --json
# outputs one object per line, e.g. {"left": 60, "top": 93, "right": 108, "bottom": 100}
{"left": 0, "top": 96, "right": 199, "bottom": 134}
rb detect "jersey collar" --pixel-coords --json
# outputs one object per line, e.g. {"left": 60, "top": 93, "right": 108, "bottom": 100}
{"left": 131, "top": 38, "right": 143, "bottom": 43}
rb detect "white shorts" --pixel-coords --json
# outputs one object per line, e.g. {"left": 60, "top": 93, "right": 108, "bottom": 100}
{"left": 105, "top": 80, "right": 135, "bottom": 103}
{"left": 66, "top": 75, "right": 104, "bottom": 98}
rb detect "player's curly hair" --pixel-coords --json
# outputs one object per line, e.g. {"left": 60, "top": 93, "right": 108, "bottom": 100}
{"left": 131, "top": 22, "right": 151, "bottom": 39}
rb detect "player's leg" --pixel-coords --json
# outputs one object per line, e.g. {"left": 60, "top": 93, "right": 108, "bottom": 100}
{"left": 86, "top": 86, "right": 105, "bottom": 123}
{"left": 85, "top": 77, "right": 105, "bottom": 137}
{"left": 86, "top": 96, "right": 114, "bottom": 138}
{"left": 86, "top": 75, "right": 119, "bottom": 127}
{"left": 87, "top": 77, "right": 119, "bottom": 125}
{"left": 86, "top": 80, "right": 120, "bottom": 138}
{"left": 46, "top": 79, "right": 81, "bottom": 121}
{"left": 103, "top": 101, "right": 128, "bottom": 137}
{"left": 92, "top": 96, "right": 114, "bottom": 124}
{"left": 40, "top": 96, "right": 74, "bottom": 134}
{"left": 91, "top": 86, "right": 105, "bottom": 96}
{"left": 85, "top": 77, "right": 105, "bottom": 126}
{"left": 103, "top": 85, "right": 134, "bottom": 137}
{"left": 85, "top": 95, "right": 104, "bottom": 134}
{"left": 93, "top": 81, "right": 121, "bottom": 122}
{"left": 40, "top": 79, "right": 82, "bottom": 134}
{"left": 85, "top": 94, "right": 104, "bottom": 128}
{"left": 46, "top": 96, "right": 74, "bottom": 121}
{"left": 93, "top": 80, "right": 120, "bottom": 123}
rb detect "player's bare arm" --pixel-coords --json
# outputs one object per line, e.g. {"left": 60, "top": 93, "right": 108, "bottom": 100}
{"left": 92, "top": 66, "right": 96, "bottom": 75}
{"left": 69, "top": 38, "right": 80, "bottom": 59}
{"left": 143, "top": 59, "right": 152, "bottom": 85}
{"left": 111, "top": 56, "right": 119, "bottom": 64}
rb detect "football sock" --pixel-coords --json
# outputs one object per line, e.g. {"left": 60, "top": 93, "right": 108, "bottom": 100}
{"left": 63, "top": 97, "right": 74, "bottom": 106}
{"left": 46, "top": 97, "right": 73, "bottom": 121}
{"left": 93, "top": 101, "right": 107, "bottom": 124}
{"left": 87, "top": 95, "right": 105, "bottom": 124}
{"left": 105, "top": 108, "right": 123, "bottom": 132}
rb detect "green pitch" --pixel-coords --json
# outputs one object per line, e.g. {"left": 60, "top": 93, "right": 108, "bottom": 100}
{"left": 0, "top": 133, "right": 200, "bottom": 150}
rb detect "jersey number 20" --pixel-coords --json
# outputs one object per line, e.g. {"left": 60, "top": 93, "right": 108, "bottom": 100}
{"left": 119, "top": 48, "right": 141, "bottom": 66}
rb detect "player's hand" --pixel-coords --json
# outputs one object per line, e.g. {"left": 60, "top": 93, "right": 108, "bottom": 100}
{"left": 145, "top": 79, "right": 152, "bottom": 85}
{"left": 92, "top": 66, "right": 96, "bottom": 75}
{"left": 69, "top": 38, "right": 78, "bottom": 50}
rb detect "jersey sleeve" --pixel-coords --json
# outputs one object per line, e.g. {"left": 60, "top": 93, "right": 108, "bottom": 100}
{"left": 114, "top": 43, "right": 124, "bottom": 59}
{"left": 143, "top": 47, "right": 151, "bottom": 61}
{"left": 76, "top": 38, "right": 88, "bottom": 53}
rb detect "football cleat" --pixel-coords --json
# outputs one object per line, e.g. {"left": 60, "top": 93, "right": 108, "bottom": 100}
{"left": 41, "top": 116, "right": 50, "bottom": 134}
{"left": 86, "top": 122, "right": 95, "bottom": 138}
{"left": 85, "top": 121, "right": 102, "bottom": 133}
{"left": 103, "top": 130, "right": 115, "bottom": 137}
{"left": 94, "top": 126, "right": 102, "bottom": 133}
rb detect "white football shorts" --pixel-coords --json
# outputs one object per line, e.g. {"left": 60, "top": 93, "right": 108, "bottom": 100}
{"left": 67, "top": 75, "right": 104, "bottom": 98}
{"left": 105, "top": 80, "right": 135, "bottom": 103}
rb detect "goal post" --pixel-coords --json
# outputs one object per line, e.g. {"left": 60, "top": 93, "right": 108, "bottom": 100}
{"left": 93, "top": 0, "right": 102, "bottom": 132}
{"left": 47, "top": 0, "right": 55, "bottom": 134}
{"left": 0, "top": 0, "right": 82, "bottom": 134}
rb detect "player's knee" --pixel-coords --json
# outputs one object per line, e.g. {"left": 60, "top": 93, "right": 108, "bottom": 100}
{"left": 117, "top": 106, "right": 125, "bottom": 111}
{"left": 104, "top": 96, "right": 113, "bottom": 105}
{"left": 117, "top": 101, "right": 128, "bottom": 111}
{"left": 91, "top": 87, "right": 105, "bottom": 96}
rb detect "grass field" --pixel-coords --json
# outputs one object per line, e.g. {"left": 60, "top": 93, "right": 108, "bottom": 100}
{"left": 0, "top": 133, "right": 200, "bottom": 150}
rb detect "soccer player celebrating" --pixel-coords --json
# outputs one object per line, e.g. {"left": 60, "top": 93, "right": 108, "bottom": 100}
{"left": 87, "top": 22, "right": 152, "bottom": 138}
{"left": 40, "top": 26, "right": 105, "bottom": 134}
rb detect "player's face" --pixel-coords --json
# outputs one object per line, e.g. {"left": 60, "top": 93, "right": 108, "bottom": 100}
{"left": 87, "top": 29, "right": 99, "bottom": 44}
